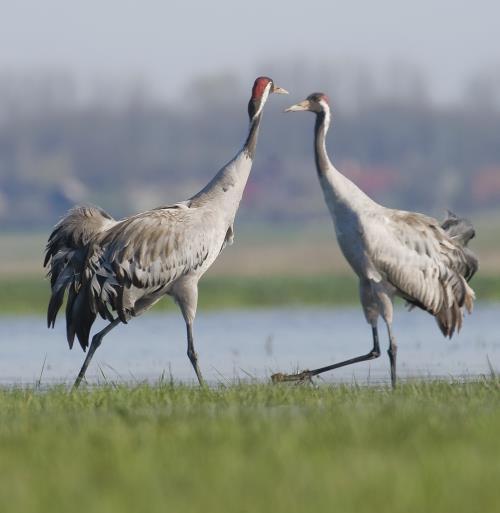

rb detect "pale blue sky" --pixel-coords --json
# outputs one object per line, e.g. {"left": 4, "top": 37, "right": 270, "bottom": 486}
{"left": 0, "top": 0, "right": 498, "bottom": 102}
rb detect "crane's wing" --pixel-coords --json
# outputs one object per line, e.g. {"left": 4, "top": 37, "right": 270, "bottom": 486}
{"left": 44, "top": 205, "right": 117, "bottom": 333}
{"left": 85, "top": 205, "right": 221, "bottom": 323}
{"left": 369, "top": 210, "right": 476, "bottom": 337}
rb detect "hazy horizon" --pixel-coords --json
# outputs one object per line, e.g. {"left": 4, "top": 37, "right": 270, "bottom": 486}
{"left": 0, "top": 0, "right": 498, "bottom": 103}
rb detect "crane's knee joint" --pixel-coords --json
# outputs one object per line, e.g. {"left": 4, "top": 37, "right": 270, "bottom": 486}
{"left": 371, "top": 349, "right": 381, "bottom": 358}
{"left": 90, "top": 334, "right": 103, "bottom": 350}
{"left": 187, "top": 348, "right": 198, "bottom": 363}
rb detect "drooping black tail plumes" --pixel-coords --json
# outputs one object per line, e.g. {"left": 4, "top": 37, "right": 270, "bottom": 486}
{"left": 44, "top": 206, "right": 116, "bottom": 349}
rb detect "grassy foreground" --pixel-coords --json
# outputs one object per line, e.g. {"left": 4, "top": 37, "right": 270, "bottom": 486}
{"left": 0, "top": 381, "right": 499, "bottom": 513}
{"left": 2, "top": 273, "right": 500, "bottom": 314}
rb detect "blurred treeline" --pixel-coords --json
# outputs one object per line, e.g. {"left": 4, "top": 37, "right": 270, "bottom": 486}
{"left": 1, "top": 62, "right": 500, "bottom": 230}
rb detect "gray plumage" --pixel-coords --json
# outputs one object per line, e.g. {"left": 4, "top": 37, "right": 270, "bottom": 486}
{"left": 45, "top": 77, "right": 288, "bottom": 388}
{"left": 276, "top": 93, "right": 478, "bottom": 387}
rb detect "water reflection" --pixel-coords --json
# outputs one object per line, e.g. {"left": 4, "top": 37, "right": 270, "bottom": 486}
{"left": 0, "top": 305, "right": 499, "bottom": 386}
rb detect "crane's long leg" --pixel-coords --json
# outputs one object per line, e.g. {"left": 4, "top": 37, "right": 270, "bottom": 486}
{"left": 271, "top": 326, "right": 381, "bottom": 383}
{"left": 72, "top": 318, "right": 121, "bottom": 390}
{"left": 186, "top": 321, "right": 205, "bottom": 387}
{"left": 173, "top": 278, "right": 205, "bottom": 387}
{"left": 386, "top": 323, "right": 398, "bottom": 388}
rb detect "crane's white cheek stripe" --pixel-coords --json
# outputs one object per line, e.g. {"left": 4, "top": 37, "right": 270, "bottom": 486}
{"left": 254, "top": 82, "right": 272, "bottom": 119}
{"left": 319, "top": 99, "right": 331, "bottom": 126}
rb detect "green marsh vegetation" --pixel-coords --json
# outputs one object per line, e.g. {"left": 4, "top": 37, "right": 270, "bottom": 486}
{"left": 1, "top": 273, "right": 500, "bottom": 315}
{"left": 0, "top": 381, "right": 499, "bottom": 513}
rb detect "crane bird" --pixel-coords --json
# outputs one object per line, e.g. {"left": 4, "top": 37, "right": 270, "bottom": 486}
{"left": 44, "top": 76, "right": 288, "bottom": 388}
{"left": 272, "top": 93, "right": 478, "bottom": 387}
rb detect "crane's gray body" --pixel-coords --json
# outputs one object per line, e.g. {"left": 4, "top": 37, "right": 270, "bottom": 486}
{"left": 313, "top": 105, "right": 477, "bottom": 337}
{"left": 46, "top": 141, "right": 254, "bottom": 352}
{"left": 90, "top": 150, "right": 253, "bottom": 324}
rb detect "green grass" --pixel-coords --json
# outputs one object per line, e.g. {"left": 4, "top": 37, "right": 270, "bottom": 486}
{"left": 1, "top": 274, "right": 500, "bottom": 315}
{"left": 0, "top": 381, "right": 499, "bottom": 513}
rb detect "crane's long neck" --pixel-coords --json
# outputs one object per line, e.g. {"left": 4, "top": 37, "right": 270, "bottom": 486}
{"left": 244, "top": 110, "right": 262, "bottom": 160}
{"left": 314, "top": 109, "right": 333, "bottom": 177}
{"left": 313, "top": 106, "right": 376, "bottom": 220}
{"left": 188, "top": 110, "right": 264, "bottom": 217}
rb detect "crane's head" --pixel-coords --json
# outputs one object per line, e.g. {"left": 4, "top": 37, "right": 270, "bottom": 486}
{"left": 284, "top": 93, "right": 330, "bottom": 114}
{"left": 248, "top": 77, "right": 288, "bottom": 121}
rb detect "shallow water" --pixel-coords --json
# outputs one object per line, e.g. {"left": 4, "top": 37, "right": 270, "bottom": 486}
{"left": 0, "top": 304, "right": 499, "bottom": 386}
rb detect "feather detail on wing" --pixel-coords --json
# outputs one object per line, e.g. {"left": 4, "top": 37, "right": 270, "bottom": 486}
{"left": 85, "top": 207, "right": 217, "bottom": 325}
{"left": 370, "top": 210, "right": 477, "bottom": 338}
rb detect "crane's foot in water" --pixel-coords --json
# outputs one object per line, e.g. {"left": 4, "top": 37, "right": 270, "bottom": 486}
{"left": 271, "top": 370, "right": 314, "bottom": 385}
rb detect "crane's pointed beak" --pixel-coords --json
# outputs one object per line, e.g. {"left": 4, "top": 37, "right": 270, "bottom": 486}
{"left": 284, "top": 99, "right": 310, "bottom": 112}
{"left": 271, "top": 85, "right": 289, "bottom": 95}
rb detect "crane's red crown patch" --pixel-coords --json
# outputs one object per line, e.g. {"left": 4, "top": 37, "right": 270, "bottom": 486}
{"left": 251, "top": 77, "right": 272, "bottom": 99}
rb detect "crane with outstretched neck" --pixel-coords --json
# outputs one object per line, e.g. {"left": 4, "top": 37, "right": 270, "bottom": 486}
{"left": 45, "top": 77, "right": 288, "bottom": 388}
